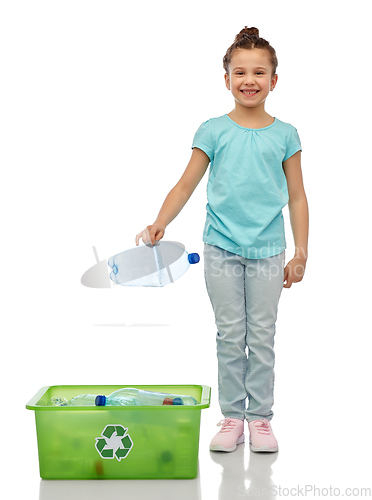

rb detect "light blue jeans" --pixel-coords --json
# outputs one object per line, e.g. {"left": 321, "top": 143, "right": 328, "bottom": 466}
{"left": 204, "top": 243, "right": 285, "bottom": 422}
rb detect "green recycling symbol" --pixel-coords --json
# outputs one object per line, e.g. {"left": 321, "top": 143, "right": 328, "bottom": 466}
{"left": 95, "top": 424, "right": 133, "bottom": 461}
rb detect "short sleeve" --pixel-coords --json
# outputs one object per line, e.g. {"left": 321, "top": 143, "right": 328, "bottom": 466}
{"left": 191, "top": 119, "right": 215, "bottom": 162}
{"left": 284, "top": 125, "right": 302, "bottom": 161}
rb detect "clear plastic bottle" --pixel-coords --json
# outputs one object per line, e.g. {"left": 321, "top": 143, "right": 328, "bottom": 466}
{"left": 68, "top": 394, "right": 98, "bottom": 406}
{"left": 95, "top": 388, "right": 198, "bottom": 407}
{"left": 108, "top": 241, "right": 200, "bottom": 287}
{"left": 47, "top": 396, "right": 68, "bottom": 406}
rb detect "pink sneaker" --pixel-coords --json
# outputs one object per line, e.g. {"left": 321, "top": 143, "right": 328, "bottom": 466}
{"left": 210, "top": 418, "right": 245, "bottom": 452}
{"left": 248, "top": 419, "right": 278, "bottom": 452}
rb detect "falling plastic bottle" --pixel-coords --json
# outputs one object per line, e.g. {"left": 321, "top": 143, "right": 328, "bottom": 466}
{"left": 95, "top": 388, "right": 198, "bottom": 407}
{"left": 108, "top": 241, "right": 200, "bottom": 287}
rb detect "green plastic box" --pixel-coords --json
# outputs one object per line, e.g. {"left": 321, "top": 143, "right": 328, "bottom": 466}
{"left": 26, "top": 384, "right": 211, "bottom": 480}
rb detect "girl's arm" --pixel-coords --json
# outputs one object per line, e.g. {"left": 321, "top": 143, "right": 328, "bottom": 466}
{"left": 282, "top": 150, "right": 309, "bottom": 288}
{"left": 135, "top": 147, "right": 210, "bottom": 246}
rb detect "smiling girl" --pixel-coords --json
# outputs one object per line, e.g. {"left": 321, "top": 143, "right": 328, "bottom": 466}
{"left": 136, "top": 27, "right": 309, "bottom": 453}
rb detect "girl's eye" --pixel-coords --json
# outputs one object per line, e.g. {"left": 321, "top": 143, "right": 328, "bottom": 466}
{"left": 235, "top": 72, "right": 264, "bottom": 76}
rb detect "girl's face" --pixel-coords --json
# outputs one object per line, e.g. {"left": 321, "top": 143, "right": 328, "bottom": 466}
{"left": 225, "top": 48, "right": 278, "bottom": 111}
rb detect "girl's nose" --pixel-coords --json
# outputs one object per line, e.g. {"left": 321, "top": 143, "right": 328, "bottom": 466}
{"left": 244, "top": 74, "right": 256, "bottom": 85}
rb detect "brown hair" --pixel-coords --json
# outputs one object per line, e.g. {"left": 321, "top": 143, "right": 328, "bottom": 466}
{"left": 223, "top": 27, "right": 278, "bottom": 76}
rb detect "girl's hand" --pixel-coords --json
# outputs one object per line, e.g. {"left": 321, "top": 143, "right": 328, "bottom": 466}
{"left": 135, "top": 223, "right": 165, "bottom": 246}
{"left": 283, "top": 256, "right": 307, "bottom": 288}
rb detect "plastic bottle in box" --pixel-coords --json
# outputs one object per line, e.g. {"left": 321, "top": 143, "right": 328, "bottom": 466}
{"left": 95, "top": 388, "right": 198, "bottom": 406}
{"left": 67, "top": 388, "right": 198, "bottom": 407}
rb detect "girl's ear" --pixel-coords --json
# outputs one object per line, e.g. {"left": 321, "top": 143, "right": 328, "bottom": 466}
{"left": 271, "top": 74, "right": 278, "bottom": 91}
{"left": 224, "top": 73, "right": 230, "bottom": 90}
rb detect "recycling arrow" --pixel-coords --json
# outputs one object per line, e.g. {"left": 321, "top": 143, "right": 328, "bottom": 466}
{"left": 115, "top": 447, "right": 129, "bottom": 460}
{"left": 95, "top": 424, "right": 133, "bottom": 461}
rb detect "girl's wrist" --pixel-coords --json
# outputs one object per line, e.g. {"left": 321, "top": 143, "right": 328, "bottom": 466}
{"left": 154, "top": 219, "right": 167, "bottom": 228}
{"left": 294, "top": 248, "right": 308, "bottom": 261}
{"left": 294, "top": 256, "right": 307, "bottom": 262}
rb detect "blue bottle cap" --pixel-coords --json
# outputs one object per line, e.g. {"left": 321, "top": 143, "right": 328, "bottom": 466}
{"left": 172, "top": 397, "right": 184, "bottom": 405}
{"left": 188, "top": 253, "right": 200, "bottom": 264}
{"left": 95, "top": 395, "right": 107, "bottom": 406}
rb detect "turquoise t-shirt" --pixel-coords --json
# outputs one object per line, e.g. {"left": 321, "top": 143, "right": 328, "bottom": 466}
{"left": 192, "top": 114, "right": 302, "bottom": 259}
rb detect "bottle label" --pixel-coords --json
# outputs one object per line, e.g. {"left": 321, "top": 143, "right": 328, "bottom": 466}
{"left": 95, "top": 424, "right": 133, "bottom": 461}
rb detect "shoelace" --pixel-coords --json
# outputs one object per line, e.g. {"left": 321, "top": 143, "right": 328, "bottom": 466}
{"left": 216, "top": 418, "right": 237, "bottom": 433}
{"left": 253, "top": 419, "right": 271, "bottom": 435}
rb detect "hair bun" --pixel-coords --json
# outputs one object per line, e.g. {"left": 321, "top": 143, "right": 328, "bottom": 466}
{"left": 235, "top": 26, "right": 259, "bottom": 41}
{"left": 223, "top": 26, "right": 277, "bottom": 76}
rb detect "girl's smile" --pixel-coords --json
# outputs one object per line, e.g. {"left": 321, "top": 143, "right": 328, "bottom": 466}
{"left": 240, "top": 89, "right": 260, "bottom": 97}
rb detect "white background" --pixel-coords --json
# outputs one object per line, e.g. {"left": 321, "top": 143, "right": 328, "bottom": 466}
{"left": 1, "top": 1, "right": 371, "bottom": 498}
